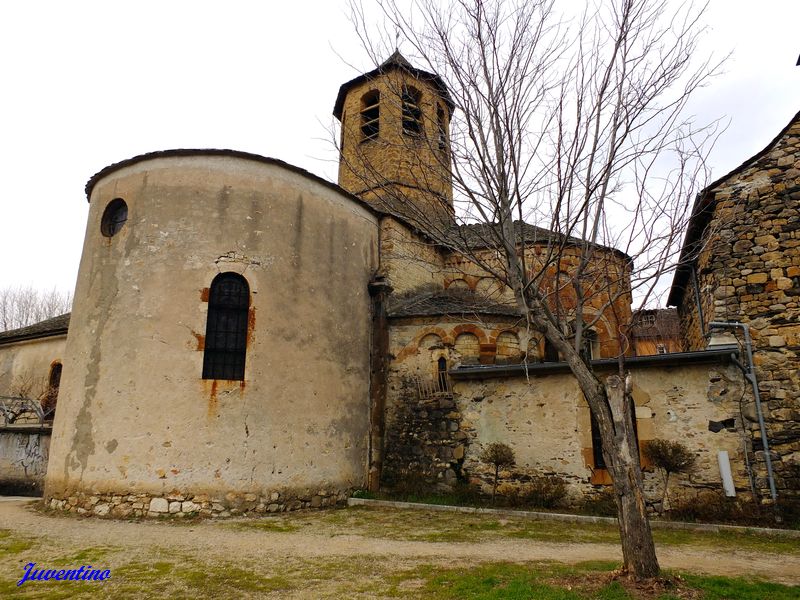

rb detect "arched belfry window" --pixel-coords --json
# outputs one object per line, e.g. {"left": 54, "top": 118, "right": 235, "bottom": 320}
{"left": 402, "top": 85, "right": 422, "bottom": 136}
{"left": 361, "top": 90, "right": 380, "bottom": 140}
{"left": 436, "top": 104, "right": 447, "bottom": 150}
{"left": 202, "top": 273, "right": 250, "bottom": 380}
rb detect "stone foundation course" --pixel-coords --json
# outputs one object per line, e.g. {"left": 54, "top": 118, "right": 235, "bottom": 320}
{"left": 46, "top": 488, "right": 350, "bottom": 519}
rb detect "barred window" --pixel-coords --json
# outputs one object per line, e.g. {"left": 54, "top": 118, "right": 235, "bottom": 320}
{"left": 202, "top": 273, "right": 250, "bottom": 380}
{"left": 360, "top": 90, "right": 380, "bottom": 141}
{"left": 590, "top": 412, "right": 606, "bottom": 469}
{"left": 401, "top": 85, "right": 422, "bottom": 136}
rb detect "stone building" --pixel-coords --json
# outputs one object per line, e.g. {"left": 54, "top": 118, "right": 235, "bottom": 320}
{"left": 0, "top": 53, "right": 791, "bottom": 516}
{"left": 0, "top": 315, "right": 67, "bottom": 494}
{"left": 630, "top": 309, "right": 682, "bottom": 356}
{"left": 669, "top": 109, "right": 800, "bottom": 507}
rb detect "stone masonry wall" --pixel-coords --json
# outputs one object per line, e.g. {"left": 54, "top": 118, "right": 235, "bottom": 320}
{"left": 47, "top": 487, "right": 350, "bottom": 519}
{"left": 679, "top": 113, "right": 800, "bottom": 506}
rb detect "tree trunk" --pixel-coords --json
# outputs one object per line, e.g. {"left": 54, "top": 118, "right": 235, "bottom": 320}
{"left": 605, "top": 375, "right": 660, "bottom": 580}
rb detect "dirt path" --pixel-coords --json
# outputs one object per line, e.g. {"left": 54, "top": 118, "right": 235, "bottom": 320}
{"left": 2, "top": 499, "right": 799, "bottom": 586}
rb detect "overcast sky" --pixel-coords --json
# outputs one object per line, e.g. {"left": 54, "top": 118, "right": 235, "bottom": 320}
{"left": 1, "top": 0, "right": 797, "bottom": 295}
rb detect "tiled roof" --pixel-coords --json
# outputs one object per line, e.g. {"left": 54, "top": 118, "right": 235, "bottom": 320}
{"left": 630, "top": 308, "right": 680, "bottom": 339}
{"left": 0, "top": 313, "right": 71, "bottom": 345}
{"left": 450, "top": 221, "right": 579, "bottom": 249}
{"left": 388, "top": 289, "right": 520, "bottom": 318}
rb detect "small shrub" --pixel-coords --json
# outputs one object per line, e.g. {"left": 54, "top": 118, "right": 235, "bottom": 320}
{"left": 643, "top": 439, "right": 697, "bottom": 511}
{"left": 480, "top": 443, "right": 515, "bottom": 502}
{"left": 669, "top": 489, "right": 764, "bottom": 524}
{"left": 519, "top": 475, "right": 568, "bottom": 509}
{"left": 579, "top": 487, "right": 617, "bottom": 517}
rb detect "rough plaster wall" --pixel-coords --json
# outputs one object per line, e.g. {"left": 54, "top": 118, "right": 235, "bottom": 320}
{"left": 384, "top": 319, "right": 755, "bottom": 501}
{"left": 0, "top": 432, "right": 50, "bottom": 494}
{"left": 452, "top": 365, "right": 751, "bottom": 500}
{"left": 0, "top": 336, "right": 66, "bottom": 399}
{"left": 46, "top": 156, "right": 379, "bottom": 500}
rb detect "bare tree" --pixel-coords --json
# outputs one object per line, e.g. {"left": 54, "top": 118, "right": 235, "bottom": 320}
{"left": 344, "top": 0, "right": 724, "bottom": 579}
{"left": 0, "top": 286, "right": 72, "bottom": 332}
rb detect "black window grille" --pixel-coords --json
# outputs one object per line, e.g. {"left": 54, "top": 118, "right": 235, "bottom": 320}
{"left": 101, "top": 198, "right": 128, "bottom": 237}
{"left": 202, "top": 273, "right": 250, "bottom": 380}
{"left": 590, "top": 412, "right": 606, "bottom": 469}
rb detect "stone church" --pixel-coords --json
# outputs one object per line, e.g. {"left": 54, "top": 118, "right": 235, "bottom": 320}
{"left": 0, "top": 54, "right": 796, "bottom": 518}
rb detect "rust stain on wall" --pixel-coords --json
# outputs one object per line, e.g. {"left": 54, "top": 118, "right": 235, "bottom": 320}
{"left": 206, "top": 380, "right": 218, "bottom": 418}
{"left": 246, "top": 307, "right": 256, "bottom": 345}
{"left": 200, "top": 287, "right": 210, "bottom": 302}
{"left": 191, "top": 331, "right": 205, "bottom": 351}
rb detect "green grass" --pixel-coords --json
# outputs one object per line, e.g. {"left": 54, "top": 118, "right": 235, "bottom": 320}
{"left": 684, "top": 574, "right": 800, "bottom": 600}
{"left": 416, "top": 562, "right": 800, "bottom": 600}
{"left": 0, "top": 529, "right": 34, "bottom": 555}
{"left": 231, "top": 505, "right": 799, "bottom": 555}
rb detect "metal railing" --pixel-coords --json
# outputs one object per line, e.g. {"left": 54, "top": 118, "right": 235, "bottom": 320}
{"left": 0, "top": 394, "right": 55, "bottom": 426}
{"left": 414, "top": 373, "right": 452, "bottom": 399}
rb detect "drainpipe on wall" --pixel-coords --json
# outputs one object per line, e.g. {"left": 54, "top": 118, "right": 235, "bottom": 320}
{"left": 367, "top": 276, "right": 392, "bottom": 492}
{"left": 708, "top": 321, "right": 778, "bottom": 505}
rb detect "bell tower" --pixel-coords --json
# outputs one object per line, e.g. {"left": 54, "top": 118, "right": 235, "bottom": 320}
{"left": 333, "top": 51, "right": 455, "bottom": 228}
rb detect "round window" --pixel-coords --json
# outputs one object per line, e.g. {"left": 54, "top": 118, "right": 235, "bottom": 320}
{"left": 101, "top": 198, "right": 128, "bottom": 237}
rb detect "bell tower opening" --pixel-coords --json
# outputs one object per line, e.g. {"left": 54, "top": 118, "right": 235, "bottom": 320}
{"left": 333, "top": 51, "right": 455, "bottom": 230}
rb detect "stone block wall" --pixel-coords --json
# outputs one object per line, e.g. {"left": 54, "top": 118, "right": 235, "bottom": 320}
{"left": 678, "top": 113, "right": 800, "bottom": 507}
{"left": 46, "top": 487, "right": 350, "bottom": 519}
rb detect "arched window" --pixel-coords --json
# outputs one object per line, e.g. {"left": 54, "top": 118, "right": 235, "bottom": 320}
{"left": 360, "top": 90, "right": 380, "bottom": 140}
{"left": 43, "top": 361, "right": 62, "bottom": 420}
{"left": 401, "top": 86, "right": 422, "bottom": 136}
{"left": 202, "top": 273, "right": 250, "bottom": 380}
{"left": 437, "top": 104, "right": 447, "bottom": 150}
{"left": 581, "top": 329, "right": 600, "bottom": 361}
{"left": 437, "top": 357, "right": 449, "bottom": 393}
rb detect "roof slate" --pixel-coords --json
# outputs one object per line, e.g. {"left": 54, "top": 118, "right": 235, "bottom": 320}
{"left": 0, "top": 313, "right": 71, "bottom": 345}
{"left": 333, "top": 51, "right": 455, "bottom": 120}
{"left": 388, "top": 289, "right": 520, "bottom": 319}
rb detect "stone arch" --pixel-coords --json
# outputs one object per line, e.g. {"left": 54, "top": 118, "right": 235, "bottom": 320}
{"left": 395, "top": 326, "right": 453, "bottom": 362}
{"left": 453, "top": 332, "right": 481, "bottom": 365}
{"left": 450, "top": 324, "right": 488, "bottom": 344}
{"left": 475, "top": 276, "right": 511, "bottom": 300}
{"left": 418, "top": 333, "right": 444, "bottom": 350}
{"left": 445, "top": 278, "right": 471, "bottom": 291}
{"left": 495, "top": 331, "right": 521, "bottom": 364}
